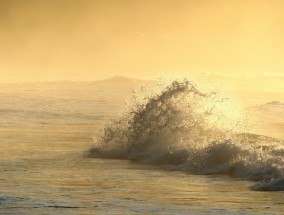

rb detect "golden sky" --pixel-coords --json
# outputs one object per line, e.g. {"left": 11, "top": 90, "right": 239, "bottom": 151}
{"left": 1, "top": 0, "right": 284, "bottom": 82}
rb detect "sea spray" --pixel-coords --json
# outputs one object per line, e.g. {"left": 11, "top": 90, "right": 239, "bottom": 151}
{"left": 89, "top": 79, "right": 284, "bottom": 191}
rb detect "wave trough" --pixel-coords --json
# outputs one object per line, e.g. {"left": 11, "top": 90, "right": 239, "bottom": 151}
{"left": 89, "top": 79, "right": 284, "bottom": 191}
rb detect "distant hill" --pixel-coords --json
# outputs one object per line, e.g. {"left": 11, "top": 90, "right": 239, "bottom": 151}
{"left": 96, "top": 75, "right": 146, "bottom": 85}
{"left": 0, "top": 75, "right": 148, "bottom": 87}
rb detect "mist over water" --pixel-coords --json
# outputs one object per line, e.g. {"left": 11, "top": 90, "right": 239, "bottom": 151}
{"left": 89, "top": 79, "right": 284, "bottom": 191}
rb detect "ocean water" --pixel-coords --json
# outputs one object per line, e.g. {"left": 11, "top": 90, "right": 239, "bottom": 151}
{"left": 0, "top": 80, "right": 283, "bottom": 214}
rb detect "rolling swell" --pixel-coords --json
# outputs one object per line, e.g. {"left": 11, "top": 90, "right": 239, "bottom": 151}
{"left": 89, "top": 79, "right": 284, "bottom": 191}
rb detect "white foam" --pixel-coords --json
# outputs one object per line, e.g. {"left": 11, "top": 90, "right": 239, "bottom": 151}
{"left": 89, "top": 79, "right": 284, "bottom": 191}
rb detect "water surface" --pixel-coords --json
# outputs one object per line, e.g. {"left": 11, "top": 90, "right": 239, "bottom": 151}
{"left": 0, "top": 82, "right": 283, "bottom": 214}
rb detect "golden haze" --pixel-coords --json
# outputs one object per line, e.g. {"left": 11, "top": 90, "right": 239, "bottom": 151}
{"left": 0, "top": 0, "right": 284, "bottom": 83}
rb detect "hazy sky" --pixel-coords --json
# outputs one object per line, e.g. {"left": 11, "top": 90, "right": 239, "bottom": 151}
{"left": 1, "top": 0, "right": 284, "bottom": 82}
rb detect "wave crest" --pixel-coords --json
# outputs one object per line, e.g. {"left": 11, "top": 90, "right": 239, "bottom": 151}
{"left": 89, "top": 79, "right": 284, "bottom": 191}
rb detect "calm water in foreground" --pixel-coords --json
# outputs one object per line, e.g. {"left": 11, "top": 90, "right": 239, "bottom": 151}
{"left": 0, "top": 124, "right": 283, "bottom": 215}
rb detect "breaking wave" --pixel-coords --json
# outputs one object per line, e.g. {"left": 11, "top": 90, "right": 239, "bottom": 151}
{"left": 89, "top": 79, "right": 284, "bottom": 191}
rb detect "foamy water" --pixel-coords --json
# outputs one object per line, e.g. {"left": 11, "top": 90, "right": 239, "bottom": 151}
{"left": 90, "top": 80, "right": 284, "bottom": 192}
{"left": 0, "top": 80, "right": 283, "bottom": 214}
